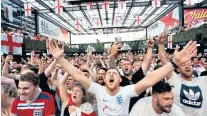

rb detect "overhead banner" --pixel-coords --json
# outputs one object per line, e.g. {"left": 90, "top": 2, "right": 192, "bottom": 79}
{"left": 38, "top": 16, "right": 70, "bottom": 43}
{"left": 184, "top": 8, "right": 207, "bottom": 24}
{"left": 147, "top": 7, "right": 179, "bottom": 37}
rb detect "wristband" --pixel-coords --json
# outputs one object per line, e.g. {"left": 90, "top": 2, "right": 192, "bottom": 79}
{"left": 170, "top": 60, "right": 178, "bottom": 68}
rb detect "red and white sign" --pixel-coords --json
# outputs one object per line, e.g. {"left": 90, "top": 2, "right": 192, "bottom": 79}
{"left": 148, "top": 7, "right": 179, "bottom": 37}
{"left": 152, "top": 0, "right": 161, "bottom": 8}
{"left": 118, "top": 1, "right": 126, "bottom": 10}
{"left": 24, "top": 3, "right": 31, "bottom": 16}
{"left": 102, "top": 1, "right": 109, "bottom": 12}
{"left": 1, "top": 33, "right": 23, "bottom": 55}
{"left": 38, "top": 16, "right": 70, "bottom": 43}
{"left": 87, "top": 2, "right": 92, "bottom": 11}
{"left": 55, "top": 0, "right": 63, "bottom": 14}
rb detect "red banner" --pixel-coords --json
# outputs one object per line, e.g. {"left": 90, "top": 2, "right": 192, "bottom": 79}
{"left": 184, "top": 8, "right": 207, "bottom": 24}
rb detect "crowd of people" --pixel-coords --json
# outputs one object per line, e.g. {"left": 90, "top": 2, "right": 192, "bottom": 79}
{"left": 1, "top": 32, "right": 207, "bottom": 116}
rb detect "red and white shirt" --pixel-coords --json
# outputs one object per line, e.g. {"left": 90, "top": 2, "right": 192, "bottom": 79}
{"left": 11, "top": 92, "right": 55, "bottom": 116}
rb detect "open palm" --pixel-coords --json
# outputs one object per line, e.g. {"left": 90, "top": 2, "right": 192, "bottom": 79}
{"left": 49, "top": 41, "right": 64, "bottom": 59}
{"left": 173, "top": 41, "right": 197, "bottom": 66}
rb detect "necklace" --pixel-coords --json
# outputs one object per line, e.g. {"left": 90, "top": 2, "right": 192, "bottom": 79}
{"left": 25, "top": 90, "right": 41, "bottom": 105}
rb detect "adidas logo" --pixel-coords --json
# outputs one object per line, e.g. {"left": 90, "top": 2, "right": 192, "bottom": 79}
{"left": 183, "top": 89, "right": 200, "bottom": 100}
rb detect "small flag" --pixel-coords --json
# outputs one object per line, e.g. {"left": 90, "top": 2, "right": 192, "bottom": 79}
{"left": 87, "top": 2, "right": 92, "bottom": 11}
{"left": 76, "top": 20, "right": 81, "bottom": 29}
{"left": 137, "top": 16, "right": 142, "bottom": 25}
{"left": 152, "top": 0, "right": 161, "bottom": 8}
{"left": 95, "top": 19, "right": 100, "bottom": 26}
{"left": 115, "top": 16, "right": 119, "bottom": 25}
{"left": 102, "top": 1, "right": 109, "bottom": 12}
{"left": 168, "top": 34, "right": 173, "bottom": 49}
{"left": 118, "top": 1, "right": 126, "bottom": 10}
{"left": 55, "top": 0, "right": 63, "bottom": 14}
{"left": 24, "top": 3, "right": 31, "bottom": 16}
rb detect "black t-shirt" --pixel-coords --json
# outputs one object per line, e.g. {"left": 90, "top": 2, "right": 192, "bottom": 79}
{"left": 38, "top": 72, "right": 54, "bottom": 96}
{"left": 120, "top": 67, "right": 146, "bottom": 112}
{"left": 201, "top": 71, "right": 207, "bottom": 76}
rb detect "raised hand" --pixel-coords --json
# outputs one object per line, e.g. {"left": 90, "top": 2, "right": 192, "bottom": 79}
{"left": 147, "top": 36, "right": 154, "bottom": 48}
{"left": 49, "top": 41, "right": 64, "bottom": 59}
{"left": 87, "top": 50, "right": 92, "bottom": 57}
{"left": 173, "top": 41, "right": 197, "bottom": 66}
{"left": 110, "top": 43, "right": 122, "bottom": 56}
{"left": 5, "top": 55, "right": 13, "bottom": 63}
{"left": 157, "top": 31, "right": 167, "bottom": 44}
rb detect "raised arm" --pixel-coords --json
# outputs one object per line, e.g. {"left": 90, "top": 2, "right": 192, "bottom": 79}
{"left": 141, "top": 37, "right": 154, "bottom": 74}
{"left": 82, "top": 65, "right": 97, "bottom": 82}
{"left": 109, "top": 43, "right": 122, "bottom": 68}
{"left": 157, "top": 33, "right": 169, "bottom": 65}
{"left": 49, "top": 41, "right": 91, "bottom": 90}
{"left": 2, "top": 55, "right": 20, "bottom": 80}
{"left": 86, "top": 50, "right": 92, "bottom": 68}
{"left": 157, "top": 33, "right": 173, "bottom": 80}
{"left": 44, "top": 59, "right": 57, "bottom": 77}
{"left": 50, "top": 67, "right": 60, "bottom": 88}
{"left": 59, "top": 72, "right": 69, "bottom": 104}
{"left": 134, "top": 41, "right": 197, "bottom": 95}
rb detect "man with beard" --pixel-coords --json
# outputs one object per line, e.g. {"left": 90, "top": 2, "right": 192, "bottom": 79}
{"left": 158, "top": 35, "right": 207, "bottom": 116}
{"left": 110, "top": 38, "right": 155, "bottom": 111}
{"left": 96, "top": 67, "right": 107, "bottom": 85}
{"left": 130, "top": 81, "right": 186, "bottom": 116}
{"left": 48, "top": 40, "right": 197, "bottom": 116}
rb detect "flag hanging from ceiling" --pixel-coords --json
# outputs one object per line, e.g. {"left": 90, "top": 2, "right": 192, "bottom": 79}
{"left": 4, "top": 5, "right": 14, "bottom": 22}
{"left": 95, "top": 19, "right": 101, "bottom": 26}
{"left": 76, "top": 20, "right": 81, "bottom": 29}
{"left": 115, "top": 16, "right": 119, "bottom": 25}
{"left": 184, "top": 0, "right": 198, "bottom": 6}
{"left": 55, "top": 0, "right": 63, "bottom": 14}
{"left": 87, "top": 2, "right": 92, "bottom": 11}
{"left": 113, "top": 28, "right": 119, "bottom": 34}
{"left": 102, "top": 1, "right": 109, "bottom": 12}
{"left": 152, "top": 0, "right": 161, "bottom": 8}
{"left": 118, "top": 1, "right": 126, "bottom": 11}
{"left": 98, "top": 29, "right": 103, "bottom": 34}
{"left": 137, "top": 16, "right": 142, "bottom": 25}
{"left": 24, "top": 3, "right": 31, "bottom": 16}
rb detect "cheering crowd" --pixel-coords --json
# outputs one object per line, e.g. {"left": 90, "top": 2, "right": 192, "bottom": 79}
{"left": 1, "top": 33, "right": 207, "bottom": 116}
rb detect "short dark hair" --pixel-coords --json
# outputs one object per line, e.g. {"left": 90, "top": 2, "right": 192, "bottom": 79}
{"left": 107, "top": 68, "right": 121, "bottom": 76}
{"left": 23, "top": 64, "right": 39, "bottom": 74}
{"left": 81, "top": 69, "right": 89, "bottom": 73}
{"left": 152, "top": 81, "right": 173, "bottom": 94}
{"left": 20, "top": 72, "right": 40, "bottom": 86}
{"left": 191, "top": 57, "right": 198, "bottom": 61}
{"left": 97, "top": 67, "right": 107, "bottom": 72}
{"left": 198, "top": 56, "right": 206, "bottom": 61}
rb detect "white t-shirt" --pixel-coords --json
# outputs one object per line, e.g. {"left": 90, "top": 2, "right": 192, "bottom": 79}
{"left": 168, "top": 72, "right": 207, "bottom": 116}
{"left": 129, "top": 97, "right": 186, "bottom": 116}
{"left": 88, "top": 82, "right": 138, "bottom": 116}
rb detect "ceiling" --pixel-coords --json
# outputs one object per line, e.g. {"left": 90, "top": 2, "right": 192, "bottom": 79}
{"left": 2, "top": 0, "right": 207, "bottom": 35}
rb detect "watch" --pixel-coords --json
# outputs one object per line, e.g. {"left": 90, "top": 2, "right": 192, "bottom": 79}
{"left": 170, "top": 60, "right": 178, "bottom": 68}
